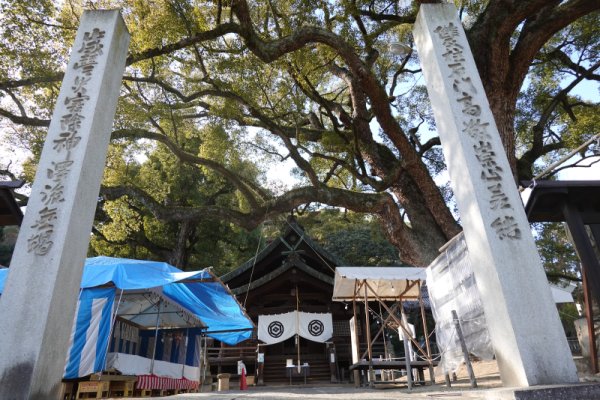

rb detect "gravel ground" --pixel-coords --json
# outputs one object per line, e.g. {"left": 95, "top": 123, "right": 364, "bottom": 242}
{"left": 113, "top": 359, "right": 600, "bottom": 400}
{"left": 117, "top": 361, "right": 503, "bottom": 400}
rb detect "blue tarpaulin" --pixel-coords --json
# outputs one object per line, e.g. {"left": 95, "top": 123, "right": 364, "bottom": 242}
{"left": 80, "top": 256, "right": 211, "bottom": 289}
{"left": 64, "top": 287, "right": 115, "bottom": 379}
{"left": 0, "top": 256, "right": 253, "bottom": 345}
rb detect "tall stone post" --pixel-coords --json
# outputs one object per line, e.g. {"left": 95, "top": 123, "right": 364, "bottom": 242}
{"left": 0, "top": 11, "right": 129, "bottom": 399}
{"left": 413, "top": 4, "right": 578, "bottom": 386}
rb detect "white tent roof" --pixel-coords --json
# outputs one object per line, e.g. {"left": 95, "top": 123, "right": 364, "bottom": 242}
{"left": 332, "top": 267, "right": 426, "bottom": 301}
{"left": 549, "top": 284, "right": 575, "bottom": 304}
{"left": 332, "top": 267, "right": 572, "bottom": 304}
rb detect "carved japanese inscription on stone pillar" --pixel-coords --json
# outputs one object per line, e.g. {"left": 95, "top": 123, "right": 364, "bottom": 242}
{"left": 434, "top": 22, "right": 520, "bottom": 241}
{"left": 414, "top": 4, "right": 578, "bottom": 387}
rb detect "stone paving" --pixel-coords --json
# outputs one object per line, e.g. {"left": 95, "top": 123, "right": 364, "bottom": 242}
{"left": 115, "top": 359, "right": 600, "bottom": 400}
{"left": 145, "top": 384, "right": 489, "bottom": 400}
{"left": 121, "top": 361, "right": 503, "bottom": 400}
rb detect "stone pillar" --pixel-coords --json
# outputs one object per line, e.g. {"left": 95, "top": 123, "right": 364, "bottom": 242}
{"left": 0, "top": 11, "right": 129, "bottom": 399}
{"left": 413, "top": 4, "right": 577, "bottom": 386}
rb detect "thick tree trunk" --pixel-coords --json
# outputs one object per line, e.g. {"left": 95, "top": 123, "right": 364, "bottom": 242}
{"left": 379, "top": 176, "right": 459, "bottom": 267}
{"left": 488, "top": 95, "right": 518, "bottom": 179}
{"left": 169, "top": 220, "right": 194, "bottom": 269}
{"left": 468, "top": 30, "right": 519, "bottom": 178}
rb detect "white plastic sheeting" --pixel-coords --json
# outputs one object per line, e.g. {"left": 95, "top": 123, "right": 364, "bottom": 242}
{"left": 426, "top": 233, "right": 576, "bottom": 375}
{"left": 426, "top": 233, "right": 495, "bottom": 375}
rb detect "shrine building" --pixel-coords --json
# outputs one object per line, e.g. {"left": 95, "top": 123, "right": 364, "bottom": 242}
{"left": 211, "top": 217, "right": 364, "bottom": 384}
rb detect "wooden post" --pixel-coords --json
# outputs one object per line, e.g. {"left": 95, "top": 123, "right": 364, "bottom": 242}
{"left": 150, "top": 300, "right": 161, "bottom": 375}
{"left": 351, "top": 291, "right": 361, "bottom": 387}
{"left": 582, "top": 267, "right": 598, "bottom": 373}
{"left": 400, "top": 304, "right": 413, "bottom": 390}
{"left": 198, "top": 334, "right": 207, "bottom": 392}
{"left": 256, "top": 344, "right": 265, "bottom": 386}
{"left": 563, "top": 204, "right": 600, "bottom": 373}
{"left": 327, "top": 342, "right": 338, "bottom": 383}
{"left": 418, "top": 281, "right": 435, "bottom": 384}
{"left": 364, "top": 282, "right": 374, "bottom": 387}
{"left": 564, "top": 204, "right": 600, "bottom": 309}
{"left": 295, "top": 285, "right": 301, "bottom": 374}
{"left": 591, "top": 224, "right": 600, "bottom": 371}
{"left": 451, "top": 310, "right": 477, "bottom": 388}
{"left": 590, "top": 225, "right": 600, "bottom": 252}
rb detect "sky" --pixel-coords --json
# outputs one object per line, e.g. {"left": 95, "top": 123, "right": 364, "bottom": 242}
{"left": 557, "top": 155, "right": 600, "bottom": 180}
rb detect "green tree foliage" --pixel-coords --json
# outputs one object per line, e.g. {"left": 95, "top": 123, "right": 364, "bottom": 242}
{"left": 297, "top": 209, "right": 401, "bottom": 266}
{"left": 0, "top": 0, "right": 598, "bottom": 267}
{"left": 515, "top": 12, "right": 600, "bottom": 179}
{"left": 90, "top": 128, "right": 263, "bottom": 271}
{"left": 557, "top": 302, "right": 579, "bottom": 338}
{"left": 533, "top": 222, "right": 582, "bottom": 335}
{"left": 534, "top": 222, "right": 581, "bottom": 283}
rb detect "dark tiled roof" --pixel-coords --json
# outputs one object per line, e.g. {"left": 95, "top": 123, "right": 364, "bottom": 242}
{"left": 0, "top": 180, "right": 24, "bottom": 226}
{"left": 522, "top": 180, "right": 600, "bottom": 223}
{"left": 221, "top": 217, "right": 343, "bottom": 285}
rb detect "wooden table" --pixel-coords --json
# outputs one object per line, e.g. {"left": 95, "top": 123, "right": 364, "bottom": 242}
{"left": 349, "top": 359, "right": 437, "bottom": 385}
{"left": 286, "top": 365, "right": 310, "bottom": 385}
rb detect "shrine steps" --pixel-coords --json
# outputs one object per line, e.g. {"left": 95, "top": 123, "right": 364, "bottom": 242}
{"left": 262, "top": 355, "right": 332, "bottom": 384}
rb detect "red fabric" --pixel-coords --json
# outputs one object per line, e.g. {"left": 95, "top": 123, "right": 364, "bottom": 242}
{"left": 136, "top": 374, "right": 199, "bottom": 390}
{"left": 240, "top": 369, "right": 247, "bottom": 390}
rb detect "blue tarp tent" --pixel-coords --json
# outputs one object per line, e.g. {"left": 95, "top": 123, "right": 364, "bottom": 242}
{"left": 79, "top": 256, "right": 254, "bottom": 345}
{"left": 0, "top": 256, "right": 253, "bottom": 379}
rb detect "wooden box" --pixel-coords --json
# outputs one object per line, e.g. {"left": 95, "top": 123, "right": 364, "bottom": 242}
{"left": 76, "top": 380, "right": 109, "bottom": 399}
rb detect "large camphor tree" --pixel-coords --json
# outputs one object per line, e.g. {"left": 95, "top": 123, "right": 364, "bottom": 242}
{"left": 0, "top": 0, "right": 598, "bottom": 267}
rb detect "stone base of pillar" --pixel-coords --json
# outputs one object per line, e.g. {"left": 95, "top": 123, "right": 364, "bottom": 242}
{"left": 475, "top": 383, "right": 600, "bottom": 400}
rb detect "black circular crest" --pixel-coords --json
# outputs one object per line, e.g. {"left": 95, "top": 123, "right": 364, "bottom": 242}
{"left": 308, "top": 319, "right": 324, "bottom": 336}
{"left": 268, "top": 321, "right": 284, "bottom": 338}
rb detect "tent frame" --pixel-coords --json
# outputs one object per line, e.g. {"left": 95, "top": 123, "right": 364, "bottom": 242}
{"left": 83, "top": 259, "right": 253, "bottom": 384}
{"left": 336, "top": 275, "right": 435, "bottom": 390}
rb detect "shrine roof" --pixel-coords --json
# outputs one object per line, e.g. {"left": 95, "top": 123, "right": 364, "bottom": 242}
{"left": 221, "top": 217, "right": 343, "bottom": 288}
{"left": 522, "top": 180, "right": 600, "bottom": 223}
{"left": 0, "top": 180, "right": 24, "bottom": 226}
